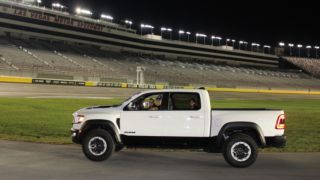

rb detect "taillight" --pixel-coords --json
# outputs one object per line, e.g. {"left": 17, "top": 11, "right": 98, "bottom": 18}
{"left": 276, "top": 114, "right": 286, "bottom": 129}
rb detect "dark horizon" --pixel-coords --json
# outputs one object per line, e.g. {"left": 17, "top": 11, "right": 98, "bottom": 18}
{"left": 41, "top": 0, "right": 319, "bottom": 47}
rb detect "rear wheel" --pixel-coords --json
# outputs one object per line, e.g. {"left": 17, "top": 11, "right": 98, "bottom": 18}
{"left": 82, "top": 129, "right": 115, "bottom": 161}
{"left": 222, "top": 133, "right": 258, "bottom": 168}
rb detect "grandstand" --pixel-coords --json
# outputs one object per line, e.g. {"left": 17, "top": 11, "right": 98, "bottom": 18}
{"left": 1, "top": 36, "right": 320, "bottom": 90}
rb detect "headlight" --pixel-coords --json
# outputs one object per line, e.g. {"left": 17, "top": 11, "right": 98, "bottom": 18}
{"left": 73, "top": 115, "right": 85, "bottom": 124}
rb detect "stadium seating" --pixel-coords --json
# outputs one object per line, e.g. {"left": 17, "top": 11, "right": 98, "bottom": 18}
{"left": 0, "top": 36, "right": 319, "bottom": 90}
{"left": 284, "top": 57, "right": 320, "bottom": 78}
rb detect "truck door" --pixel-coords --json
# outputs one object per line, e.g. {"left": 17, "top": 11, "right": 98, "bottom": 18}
{"left": 162, "top": 92, "right": 205, "bottom": 137}
{"left": 120, "top": 92, "right": 168, "bottom": 136}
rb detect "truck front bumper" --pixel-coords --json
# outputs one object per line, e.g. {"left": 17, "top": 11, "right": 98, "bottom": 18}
{"left": 265, "top": 135, "right": 286, "bottom": 148}
{"left": 71, "top": 128, "right": 81, "bottom": 144}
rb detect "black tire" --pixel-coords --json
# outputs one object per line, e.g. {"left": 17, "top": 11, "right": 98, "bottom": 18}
{"left": 82, "top": 129, "right": 115, "bottom": 161}
{"left": 222, "top": 133, "right": 258, "bottom": 168}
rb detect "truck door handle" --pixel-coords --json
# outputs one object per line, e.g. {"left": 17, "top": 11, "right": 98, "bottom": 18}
{"left": 149, "top": 115, "right": 161, "bottom": 118}
{"left": 189, "top": 116, "right": 201, "bottom": 119}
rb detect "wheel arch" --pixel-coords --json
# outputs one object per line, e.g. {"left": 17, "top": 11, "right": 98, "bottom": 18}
{"left": 215, "top": 122, "right": 266, "bottom": 149}
{"left": 80, "top": 119, "right": 122, "bottom": 145}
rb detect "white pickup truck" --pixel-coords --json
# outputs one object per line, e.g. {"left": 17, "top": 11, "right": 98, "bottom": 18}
{"left": 71, "top": 89, "right": 286, "bottom": 167}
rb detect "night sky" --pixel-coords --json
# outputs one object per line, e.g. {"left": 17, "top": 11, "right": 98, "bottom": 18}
{"left": 42, "top": 0, "right": 319, "bottom": 47}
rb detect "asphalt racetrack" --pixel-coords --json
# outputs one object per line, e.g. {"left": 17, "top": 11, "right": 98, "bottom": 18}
{"left": 0, "top": 140, "right": 319, "bottom": 180}
{"left": 1, "top": 82, "right": 320, "bottom": 100}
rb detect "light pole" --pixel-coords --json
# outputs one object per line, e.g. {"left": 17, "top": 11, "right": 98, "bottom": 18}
{"left": 161, "top": 27, "right": 172, "bottom": 39}
{"left": 140, "top": 24, "right": 154, "bottom": 36}
{"left": 279, "top": 42, "right": 285, "bottom": 55}
{"left": 263, "top": 45, "right": 271, "bottom": 54}
{"left": 297, "top": 44, "right": 303, "bottom": 57}
{"left": 125, "top": 20, "right": 133, "bottom": 29}
{"left": 232, "top": 39, "right": 236, "bottom": 48}
{"left": 186, "top": 32, "right": 191, "bottom": 42}
{"left": 315, "top": 46, "right": 319, "bottom": 58}
{"left": 306, "top": 45, "right": 311, "bottom": 58}
{"left": 211, "top": 36, "right": 216, "bottom": 46}
{"left": 251, "top": 43, "right": 260, "bottom": 52}
{"left": 196, "top": 33, "right": 207, "bottom": 44}
{"left": 256, "top": 43, "right": 260, "bottom": 52}
{"left": 226, "top": 39, "right": 230, "bottom": 46}
{"left": 35, "top": 0, "right": 42, "bottom": 7}
{"left": 239, "top": 41, "right": 244, "bottom": 50}
{"left": 178, "top": 30, "right": 185, "bottom": 41}
{"left": 216, "top": 37, "right": 222, "bottom": 46}
{"left": 243, "top": 41, "right": 248, "bottom": 50}
{"left": 288, "top": 43, "right": 294, "bottom": 56}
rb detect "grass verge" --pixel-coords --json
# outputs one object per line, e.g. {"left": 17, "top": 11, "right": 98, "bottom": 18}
{"left": 0, "top": 98, "right": 319, "bottom": 152}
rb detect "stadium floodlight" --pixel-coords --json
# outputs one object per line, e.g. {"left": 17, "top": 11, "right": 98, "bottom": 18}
{"left": 306, "top": 45, "right": 312, "bottom": 58}
{"left": 34, "top": 0, "right": 42, "bottom": 6}
{"left": 211, "top": 36, "right": 222, "bottom": 46}
{"left": 186, "top": 32, "right": 191, "bottom": 42}
{"left": 288, "top": 43, "right": 294, "bottom": 56}
{"left": 225, "top": 38, "right": 231, "bottom": 45}
{"left": 315, "top": 46, "right": 319, "bottom": 58}
{"left": 211, "top": 36, "right": 216, "bottom": 46}
{"left": 279, "top": 42, "right": 285, "bottom": 47}
{"left": 52, "top": 3, "right": 61, "bottom": 8}
{"left": 216, "top": 37, "right": 222, "bottom": 46}
{"left": 231, "top": 39, "right": 236, "bottom": 48}
{"left": 243, "top": 41, "right": 248, "bottom": 50}
{"left": 124, "top": 20, "right": 133, "bottom": 29}
{"left": 101, "top": 14, "right": 114, "bottom": 22}
{"left": 160, "top": 27, "right": 172, "bottom": 39}
{"left": 195, "top": 33, "right": 207, "bottom": 44}
{"left": 125, "top": 20, "right": 133, "bottom": 25}
{"left": 239, "top": 41, "right": 244, "bottom": 49}
{"left": 178, "top": 30, "right": 185, "bottom": 41}
{"left": 297, "top": 44, "right": 303, "bottom": 57}
{"left": 140, "top": 24, "right": 154, "bottom": 36}
{"left": 263, "top": 45, "right": 271, "bottom": 54}
{"left": 75, "top": 7, "right": 93, "bottom": 16}
{"left": 251, "top": 43, "right": 260, "bottom": 52}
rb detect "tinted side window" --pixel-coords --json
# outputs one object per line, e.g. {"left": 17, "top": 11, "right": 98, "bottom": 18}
{"left": 125, "top": 93, "right": 168, "bottom": 111}
{"left": 169, "top": 93, "right": 201, "bottom": 110}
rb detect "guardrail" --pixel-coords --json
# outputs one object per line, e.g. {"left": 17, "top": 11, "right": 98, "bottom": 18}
{"left": 0, "top": 76, "right": 320, "bottom": 95}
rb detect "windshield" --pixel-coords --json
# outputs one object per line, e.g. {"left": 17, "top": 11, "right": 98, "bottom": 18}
{"left": 118, "top": 91, "right": 142, "bottom": 106}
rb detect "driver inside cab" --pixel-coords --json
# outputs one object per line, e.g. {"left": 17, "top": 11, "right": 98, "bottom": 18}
{"left": 148, "top": 95, "right": 162, "bottom": 111}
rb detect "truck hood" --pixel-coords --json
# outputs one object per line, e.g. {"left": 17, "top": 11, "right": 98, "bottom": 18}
{"left": 74, "top": 105, "right": 122, "bottom": 116}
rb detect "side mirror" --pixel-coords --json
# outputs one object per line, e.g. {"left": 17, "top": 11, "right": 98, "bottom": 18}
{"left": 127, "top": 102, "right": 136, "bottom": 110}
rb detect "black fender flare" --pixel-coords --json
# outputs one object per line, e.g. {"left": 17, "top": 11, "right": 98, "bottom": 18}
{"left": 80, "top": 120, "right": 122, "bottom": 144}
{"left": 215, "top": 122, "right": 266, "bottom": 148}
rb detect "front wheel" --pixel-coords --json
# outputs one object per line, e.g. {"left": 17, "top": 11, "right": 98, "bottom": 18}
{"left": 82, "top": 129, "right": 115, "bottom": 161}
{"left": 222, "top": 133, "right": 258, "bottom": 168}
